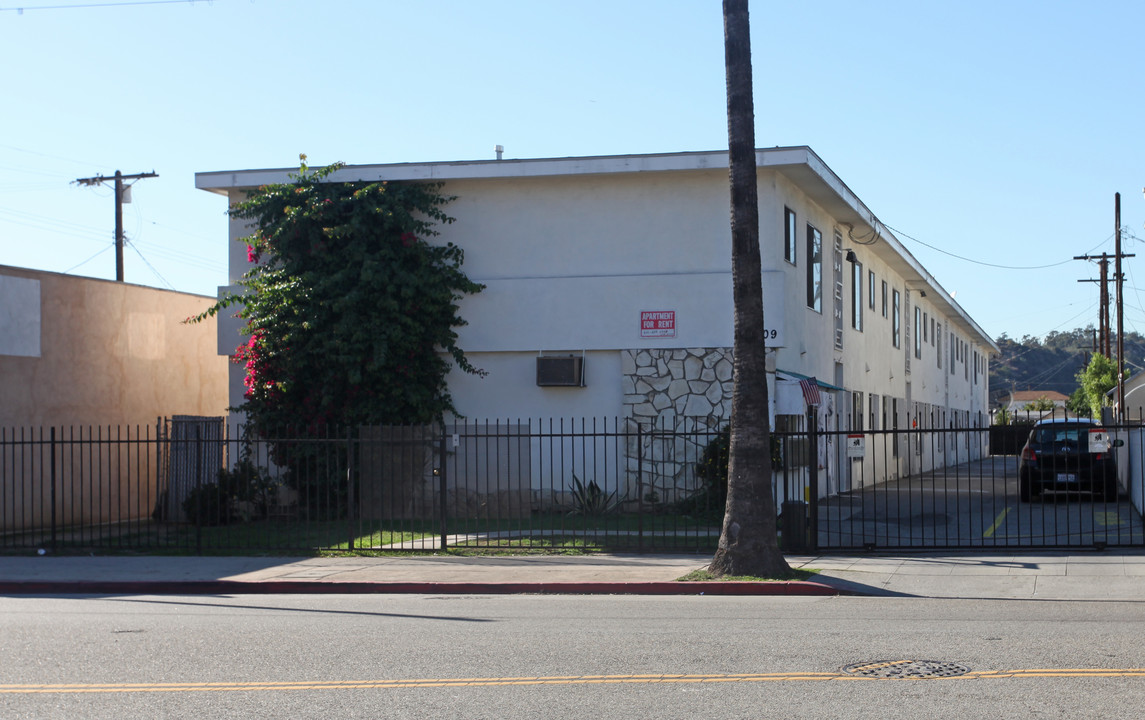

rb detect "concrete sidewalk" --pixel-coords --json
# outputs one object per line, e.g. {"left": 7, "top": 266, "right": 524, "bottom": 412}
{"left": 1, "top": 551, "right": 1144, "bottom": 599}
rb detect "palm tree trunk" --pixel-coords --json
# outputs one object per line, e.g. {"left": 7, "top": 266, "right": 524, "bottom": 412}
{"left": 708, "top": 0, "right": 791, "bottom": 578}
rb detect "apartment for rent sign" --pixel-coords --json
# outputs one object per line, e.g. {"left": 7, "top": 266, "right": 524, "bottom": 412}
{"left": 640, "top": 310, "right": 676, "bottom": 338}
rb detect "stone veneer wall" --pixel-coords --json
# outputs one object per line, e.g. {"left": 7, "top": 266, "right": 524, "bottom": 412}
{"left": 621, "top": 347, "right": 734, "bottom": 505}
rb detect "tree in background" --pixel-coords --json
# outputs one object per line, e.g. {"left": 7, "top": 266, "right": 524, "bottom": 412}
{"left": 1074, "top": 353, "right": 1122, "bottom": 420}
{"left": 193, "top": 156, "right": 484, "bottom": 431}
{"left": 708, "top": 0, "right": 791, "bottom": 579}
{"left": 1022, "top": 396, "right": 1056, "bottom": 413}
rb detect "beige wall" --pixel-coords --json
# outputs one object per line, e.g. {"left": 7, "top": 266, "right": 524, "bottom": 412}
{"left": 0, "top": 265, "right": 229, "bottom": 429}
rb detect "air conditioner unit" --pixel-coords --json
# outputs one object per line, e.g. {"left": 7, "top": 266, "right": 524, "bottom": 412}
{"left": 536, "top": 355, "right": 584, "bottom": 387}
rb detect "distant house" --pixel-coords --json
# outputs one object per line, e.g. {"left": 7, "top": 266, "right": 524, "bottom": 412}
{"left": 1001, "top": 390, "right": 1070, "bottom": 418}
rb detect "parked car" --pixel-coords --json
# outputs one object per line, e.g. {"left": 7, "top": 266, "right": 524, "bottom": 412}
{"left": 1017, "top": 419, "right": 1123, "bottom": 502}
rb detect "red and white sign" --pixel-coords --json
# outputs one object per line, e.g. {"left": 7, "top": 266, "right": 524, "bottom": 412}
{"left": 640, "top": 310, "right": 676, "bottom": 338}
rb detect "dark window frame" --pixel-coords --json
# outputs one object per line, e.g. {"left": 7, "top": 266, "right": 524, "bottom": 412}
{"left": 784, "top": 207, "right": 797, "bottom": 265}
{"left": 892, "top": 289, "right": 901, "bottom": 348}
{"left": 806, "top": 224, "right": 822, "bottom": 312}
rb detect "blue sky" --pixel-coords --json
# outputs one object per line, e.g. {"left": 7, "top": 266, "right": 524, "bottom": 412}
{"left": 2, "top": 0, "right": 1143, "bottom": 345}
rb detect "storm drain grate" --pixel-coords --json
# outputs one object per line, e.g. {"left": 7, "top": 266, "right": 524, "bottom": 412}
{"left": 841, "top": 660, "right": 971, "bottom": 679}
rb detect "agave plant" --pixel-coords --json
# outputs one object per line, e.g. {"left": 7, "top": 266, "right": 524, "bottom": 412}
{"left": 568, "top": 475, "right": 620, "bottom": 516}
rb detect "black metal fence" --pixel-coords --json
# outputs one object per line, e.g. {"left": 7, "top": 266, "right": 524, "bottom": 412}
{"left": 0, "top": 418, "right": 727, "bottom": 554}
{"left": 3, "top": 417, "right": 1142, "bottom": 554}
{"left": 811, "top": 422, "right": 1144, "bottom": 550}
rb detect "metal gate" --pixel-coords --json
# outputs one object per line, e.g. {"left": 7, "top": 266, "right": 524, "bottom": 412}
{"left": 804, "top": 423, "right": 1145, "bottom": 551}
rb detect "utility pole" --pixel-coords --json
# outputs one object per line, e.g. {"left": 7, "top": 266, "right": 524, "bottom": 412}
{"left": 1076, "top": 254, "right": 1112, "bottom": 357}
{"left": 73, "top": 170, "right": 158, "bottom": 282}
{"left": 1116, "top": 193, "right": 1125, "bottom": 420}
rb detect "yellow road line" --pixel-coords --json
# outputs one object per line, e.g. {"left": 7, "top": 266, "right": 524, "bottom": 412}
{"left": 4, "top": 669, "right": 1145, "bottom": 694}
{"left": 982, "top": 507, "right": 1011, "bottom": 538}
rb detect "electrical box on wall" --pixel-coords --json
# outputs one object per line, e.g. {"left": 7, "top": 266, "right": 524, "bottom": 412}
{"left": 536, "top": 355, "right": 584, "bottom": 387}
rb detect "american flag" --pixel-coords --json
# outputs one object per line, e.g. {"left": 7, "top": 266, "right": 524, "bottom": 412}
{"left": 800, "top": 377, "right": 821, "bottom": 406}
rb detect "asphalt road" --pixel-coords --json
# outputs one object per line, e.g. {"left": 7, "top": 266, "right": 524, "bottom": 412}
{"left": 3, "top": 593, "right": 1144, "bottom": 719}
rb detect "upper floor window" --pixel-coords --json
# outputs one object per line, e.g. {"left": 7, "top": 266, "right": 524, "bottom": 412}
{"left": 784, "top": 207, "right": 797, "bottom": 264}
{"left": 914, "top": 306, "right": 922, "bottom": 358}
{"left": 806, "top": 224, "right": 822, "bottom": 312}
{"left": 881, "top": 280, "right": 888, "bottom": 318}
{"left": 868, "top": 270, "right": 876, "bottom": 310}
{"left": 851, "top": 260, "right": 863, "bottom": 331}
{"left": 892, "top": 289, "right": 901, "bottom": 347}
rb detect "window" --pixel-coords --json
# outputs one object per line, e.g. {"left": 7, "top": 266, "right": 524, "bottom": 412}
{"left": 852, "top": 392, "right": 864, "bottom": 431}
{"left": 923, "top": 312, "right": 928, "bottom": 342}
{"left": 784, "top": 207, "right": 797, "bottom": 264}
{"left": 892, "top": 289, "right": 901, "bottom": 347}
{"left": 931, "top": 317, "right": 936, "bottom": 346}
{"left": 869, "top": 393, "right": 879, "bottom": 431}
{"left": 914, "top": 306, "right": 922, "bottom": 358}
{"left": 937, "top": 324, "right": 942, "bottom": 368}
{"left": 851, "top": 260, "right": 863, "bottom": 331}
{"left": 881, "top": 280, "right": 888, "bottom": 318}
{"left": 806, "top": 224, "right": 822, "bottom": 312}
{"left": 868, "top": 270, "right": 876, "bottom": 310}
{"left": 949, "top": 332, "right": 955, "bottom": 374}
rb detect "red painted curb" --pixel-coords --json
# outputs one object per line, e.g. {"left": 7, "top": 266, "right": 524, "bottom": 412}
{"left": 0, "top": 580, "right": 854, "bottom": 596}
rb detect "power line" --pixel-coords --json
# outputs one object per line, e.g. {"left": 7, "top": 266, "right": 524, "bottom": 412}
{"left": 0, "top": 0, "right": 208, "bottom": 13}
{"left": 887, "top": 223, "right": 1113, "bottom": 270}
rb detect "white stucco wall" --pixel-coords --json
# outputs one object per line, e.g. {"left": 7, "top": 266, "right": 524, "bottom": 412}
{"left": 201, "top": 149, "right": 995, "bottom": 440}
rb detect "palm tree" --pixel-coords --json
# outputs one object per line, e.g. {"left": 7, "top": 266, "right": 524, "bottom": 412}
{"left": 708, "top": 0, "right": 791, "bottom": 578}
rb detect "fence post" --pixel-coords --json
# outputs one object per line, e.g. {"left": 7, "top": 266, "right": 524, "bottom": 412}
{"left": 346, "top": 428, "right": 356, "bottom": 551}
{"left": 438, "top": 425, "right": 449, "bottom": 551}
{"left": 807, "top": 410, "right": 819, "bottom": 553}
{"left": 194, "top": 422, "right": 202, "bottom": 556}
{"left": 636, "top": 421, "right": 644, "bottom": 552}
{"left": 50, "top": 426, "right": 57, "bottom": 553}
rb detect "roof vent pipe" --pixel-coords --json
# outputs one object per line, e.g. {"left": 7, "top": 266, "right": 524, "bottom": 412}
{"left": 495, "top": 145, "right": 504, "bottom": 160}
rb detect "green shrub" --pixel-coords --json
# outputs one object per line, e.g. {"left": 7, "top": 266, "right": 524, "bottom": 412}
{"left": 182, "top": 484, "right": 232, "bottom": 526}
{"left": 182, "top": 458, "right": 278, "bottom": 526}
{"left": 674, "top": 426, "right": 783, "bottom": 520}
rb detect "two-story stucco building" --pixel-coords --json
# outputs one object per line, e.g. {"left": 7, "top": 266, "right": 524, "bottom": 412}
{"left": 196, "top": 147, "right": 997, "bottom": 501}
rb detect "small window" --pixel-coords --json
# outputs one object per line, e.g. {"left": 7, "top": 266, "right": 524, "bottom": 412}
{"left": 784, "top": 207, "right": 797, "bottom": 264}
{"left": 851, "top": 260, "right": 863, "bottom": 331}
{"left": 806, "top": 224, "right": 822, "bottom": 312}
{"left": 868, "top": 271, "right": 876, "bottom": 310}
{"left": 923, "top": 312, "right": 928, "bottom": 342}
{"left": 881, "top": 280, "right": 888, "bottom": 318}
{"left": 914, "top": 306, "right": 922, "bottom": 358}
{"left": 892, "top": 289, "right": 901, "bottom": 348}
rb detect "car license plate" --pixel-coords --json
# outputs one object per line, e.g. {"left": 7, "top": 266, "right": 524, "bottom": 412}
{"left": 1055, "top": 473, "right": 1078, "bottom": 483}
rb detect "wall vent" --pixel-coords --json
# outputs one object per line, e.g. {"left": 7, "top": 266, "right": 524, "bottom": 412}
{"left": 536, "top": 355, "right": 584, "bottom": 387}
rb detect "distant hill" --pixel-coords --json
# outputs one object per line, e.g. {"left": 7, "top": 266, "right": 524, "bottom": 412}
{"left": 988, "top": 327, "right": 1145, "bottom": 406}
